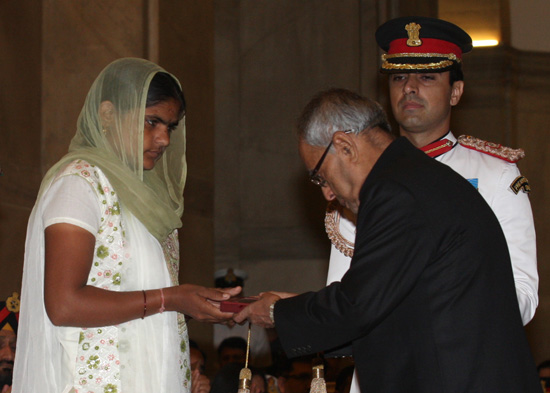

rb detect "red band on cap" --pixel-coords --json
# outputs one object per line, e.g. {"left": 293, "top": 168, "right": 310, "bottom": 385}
{"left": 388, "top": 38, "right": 462, "bottom": 59}
{"left": 0, "top": 307, "right": 9, "bottom": 324}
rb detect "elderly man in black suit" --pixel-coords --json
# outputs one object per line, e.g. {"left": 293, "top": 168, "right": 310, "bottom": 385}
{"left": 234, "top": 88, "right": 540, "bottom": 392}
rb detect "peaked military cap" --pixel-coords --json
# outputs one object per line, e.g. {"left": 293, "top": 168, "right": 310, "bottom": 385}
{"left": 375, "top": 16, "right": 472, "bottom": 73}
{"left": 0, "top": 292, "right": 20, "bottom": 334}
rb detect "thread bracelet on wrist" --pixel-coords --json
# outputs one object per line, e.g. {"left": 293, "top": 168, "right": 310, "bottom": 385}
{"left": 141, "top": 290, "right": 147, "bottom": 319}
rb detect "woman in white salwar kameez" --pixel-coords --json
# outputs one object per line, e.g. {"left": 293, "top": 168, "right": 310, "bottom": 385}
{"left": 13, "top": 58, "right": 239, "bottom": 393}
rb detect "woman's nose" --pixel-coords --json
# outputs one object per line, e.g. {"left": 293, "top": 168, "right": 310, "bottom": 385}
{"left": 156, "top": 127, "right": 171, "bottom": 147}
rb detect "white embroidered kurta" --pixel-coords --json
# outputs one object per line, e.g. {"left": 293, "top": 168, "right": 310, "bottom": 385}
{"left": 14, "top": 160, "right": 191, "bottom": 393}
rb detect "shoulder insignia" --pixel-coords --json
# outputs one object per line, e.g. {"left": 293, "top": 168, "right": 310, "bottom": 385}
{"left": 510, "top": 176, "right": 531, "bottom": 195}
{"left": 457, "top": 135, "right": 525, "bottom": 163}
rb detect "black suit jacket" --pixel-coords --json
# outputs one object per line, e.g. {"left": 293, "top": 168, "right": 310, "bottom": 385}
{"left": 275, "top": 137, "right": 539, "bottom": 392}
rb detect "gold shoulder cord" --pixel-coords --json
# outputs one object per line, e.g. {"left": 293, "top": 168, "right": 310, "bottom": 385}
{"left": 457, "top": 135, "right": 525, "bottom": 163}
{"left": 324, "top": 202, "right": 355, "bottom": 258}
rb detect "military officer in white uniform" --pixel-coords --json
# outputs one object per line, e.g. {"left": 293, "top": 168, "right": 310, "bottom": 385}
{"left": 323, "top": 17, "right": 538, "bottom": 393}
{"left": 326, "top": 15, "right": 537, "bottom": 322}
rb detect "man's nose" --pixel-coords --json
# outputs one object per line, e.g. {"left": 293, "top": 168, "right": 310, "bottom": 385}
{"left": 403, "top": 76, "right": 418, "bottom": 95}
{"left": 321, "top": 185, "right": 336, "bottom": 201}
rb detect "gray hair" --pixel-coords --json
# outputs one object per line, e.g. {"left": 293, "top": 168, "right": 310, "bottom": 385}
{"left": 296, "top": 88, "right": 391, "bottom": 147}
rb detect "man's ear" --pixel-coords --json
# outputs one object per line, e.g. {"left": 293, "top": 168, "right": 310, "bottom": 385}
{"left": 450, "top": 80, "right": 464, "bottom": 107}
{"left": 332, "top": 131, "right": 358, "bottom": 162}
{"left": 98, "top": 101, "right": 115, "bottom": 129}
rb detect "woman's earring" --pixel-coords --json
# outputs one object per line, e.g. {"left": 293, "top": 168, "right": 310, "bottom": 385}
{"left": 102, "top": 128, "right": 108, "bottom": 134}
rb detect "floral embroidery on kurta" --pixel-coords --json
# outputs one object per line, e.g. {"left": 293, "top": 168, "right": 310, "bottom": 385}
{"left": 161, "top": 231, "right": 191, "bottom": 387}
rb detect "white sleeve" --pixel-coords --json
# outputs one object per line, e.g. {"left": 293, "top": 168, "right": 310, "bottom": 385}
{"left": 42, "top": 174, "right": 101, "bottom": 235}
{"left": 493, "top": 163, "right": 538, "bottom": 325}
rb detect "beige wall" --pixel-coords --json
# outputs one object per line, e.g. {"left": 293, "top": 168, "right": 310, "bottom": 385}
{"left": 439, "top": 0, "right": 501, "bottom": 43}
{"left": 0, "top": 0, "right": 548, "bottom": 372}
{"left": 439, "top": 0, "right": 550, "bottom": 53}
{"left": 510, "top": 0, "right": 550, "bottom": 52}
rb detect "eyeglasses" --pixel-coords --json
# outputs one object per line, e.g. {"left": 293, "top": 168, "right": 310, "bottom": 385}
{"left": 308, "top": 129, "right": 354, "bottom": 187}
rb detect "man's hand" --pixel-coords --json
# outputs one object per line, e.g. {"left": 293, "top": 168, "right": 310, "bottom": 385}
{"left": 233, "top": 292, "right": 282, "bottom": 328}
{"left": 263, "top": 291, "right": 296, "bottom": 300}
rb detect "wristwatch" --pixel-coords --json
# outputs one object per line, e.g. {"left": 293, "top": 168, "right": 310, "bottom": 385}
{"left": 269, "top": 300, "right": 278, "bottom": 325}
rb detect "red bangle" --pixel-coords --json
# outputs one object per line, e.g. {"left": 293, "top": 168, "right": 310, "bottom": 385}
{"left": 142, "top": 290, "right": 147, "bottom": 319}
{"left": 159, "top": 288, "right": 165, "bottom": 314}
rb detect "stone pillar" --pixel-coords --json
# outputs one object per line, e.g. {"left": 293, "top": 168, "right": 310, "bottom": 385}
{"left": 0, "top": 1, "right": 43, "bottom": 299}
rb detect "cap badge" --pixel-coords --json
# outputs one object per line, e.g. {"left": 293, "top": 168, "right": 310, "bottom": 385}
{"left": 405, "top": 22, "right": 422, "bottom": 47}
{"left": 6, "top": 292, "right": 20, "bottom": 313}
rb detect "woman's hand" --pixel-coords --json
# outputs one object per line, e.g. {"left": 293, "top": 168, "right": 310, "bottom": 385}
{"left": 166, "top": 285, "right": 241, "bottom": 323}
{"left": 44, "top": 223, "right": 243, "bottom": 326}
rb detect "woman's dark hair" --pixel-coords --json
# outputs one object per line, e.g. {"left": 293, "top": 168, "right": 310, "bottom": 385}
{"left": 100, "top": 70, "right": 186, "bottom": 117}
{"left": 147, "top": 72, "right": 186, "bottom": 118}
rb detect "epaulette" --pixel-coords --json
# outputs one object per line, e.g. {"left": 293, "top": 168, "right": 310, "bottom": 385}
{"left": 457, "top": 135, "right": 525, "bottom": 163}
